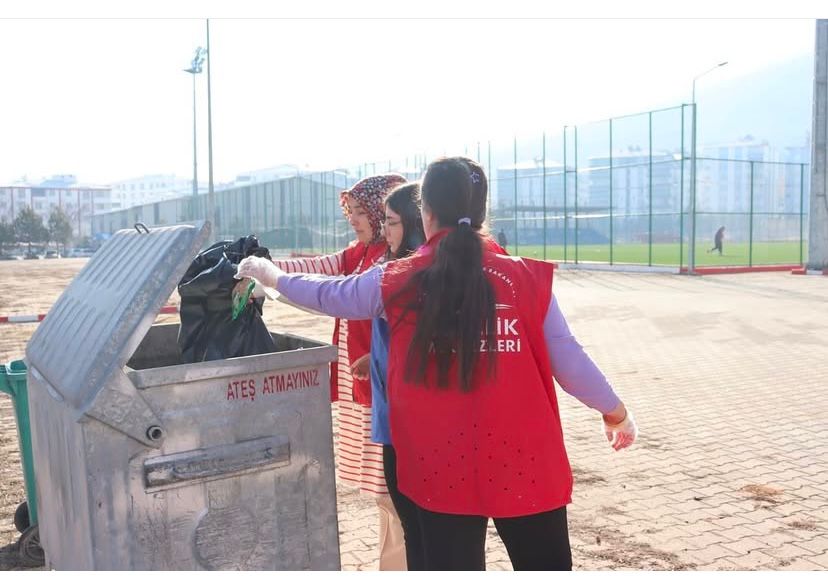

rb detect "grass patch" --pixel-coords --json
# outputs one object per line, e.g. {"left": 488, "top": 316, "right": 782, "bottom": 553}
{"left": 506, "top": 241, "right": 804, "bottom": 267}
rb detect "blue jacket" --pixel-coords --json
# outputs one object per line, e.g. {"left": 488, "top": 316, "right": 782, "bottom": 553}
{"left": 369, "top": 317, "right": 391, "bottom": 444}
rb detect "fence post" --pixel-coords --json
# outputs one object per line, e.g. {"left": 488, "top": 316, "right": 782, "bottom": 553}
{"left": 680, "top": 105, "right": 685, "bottom": 269}
{"left": 749, "top": 161, "right": 755, "bottom": 267}
{"left": 513, "top": 136, "right": 519, "bottom": 255}
{"left": 332, "top": 171, "right": 338, "bottom": 249}
{"left": 291, "top": 179, "right": 298, "bottom": 252}
{"left": 689, "top": 102, "right": 698, "bottom": 274}
{"left": 609, "top": 118, "right": 614, "bottom": 265}
{"left": 325, "top": 172, "right": 331, "bottom": 253}
{"left": 574, "top": 125, "right": 579, "bottom": 263}
{"left": 262, "top": 185, "right": 268, "bottom": 237}
{"left": 317, "top": 174, "right": 323, "bottom": 254}
{"left": 320, "top": 173, "right": 326, "bottom": 254}
{"left": 648, "top": 111, "right": 653, "bottom": 267}
{"left": 487, "top": 141, "right": 492, "bottom": 219}
{"left": 800, "top": 163, "right": 805, "bottom": 265}
{"left": 543, "top": 132, "right": 547, "bottom": 261}
{"left": 563, "top": 127, "right": 568, "bottom": 262}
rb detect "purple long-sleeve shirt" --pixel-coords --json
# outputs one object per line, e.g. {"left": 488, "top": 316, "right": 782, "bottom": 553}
{"left": 276, "top": 265, "right": 621, "bottom": 414}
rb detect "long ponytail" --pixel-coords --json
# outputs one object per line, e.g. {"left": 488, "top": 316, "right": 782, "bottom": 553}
{"left": 396, "top": 157, "right": 496, "bottom": 391}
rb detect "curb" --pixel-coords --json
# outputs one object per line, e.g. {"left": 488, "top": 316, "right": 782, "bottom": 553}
{"left": 555, "top": 262, "right": 680, "bottom": 274}
{"left": 791, "top": 267, "right": 828, "bottom": 276}
{"left": 679, "top": 264, "right": 801, "bottom": 275}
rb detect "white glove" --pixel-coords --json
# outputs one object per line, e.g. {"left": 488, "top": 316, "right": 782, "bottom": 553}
{"left": 235, "top": 256, "right": 284, "bottom": 289}
{"left": 604, "top": 409, "right": 637, "bottom": 451}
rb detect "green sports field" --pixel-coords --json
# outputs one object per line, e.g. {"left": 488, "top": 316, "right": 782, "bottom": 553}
{"left": 504, "top": 241, "right": 806, "bottom": 267}
{"left": 281, "top": 241, "right": 806, "bottom": 268}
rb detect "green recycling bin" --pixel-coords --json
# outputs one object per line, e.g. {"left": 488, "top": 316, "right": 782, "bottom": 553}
{"left": 0, "top": 359, "right": 44, "bottom": 567}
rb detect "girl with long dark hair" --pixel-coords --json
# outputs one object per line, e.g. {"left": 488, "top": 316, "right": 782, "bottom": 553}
{"left": 238, "top": 157, "right": 637, "bottom": 571}
{"left": 267, "top": 173, "right": 408, "bottom": 569}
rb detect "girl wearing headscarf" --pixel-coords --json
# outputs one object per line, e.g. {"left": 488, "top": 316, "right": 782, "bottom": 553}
{"left": 270, "top": 173, "right": 408, "bottom": 570}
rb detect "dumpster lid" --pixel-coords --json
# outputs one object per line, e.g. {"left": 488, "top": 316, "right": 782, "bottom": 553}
{"left": 26, "top": 222, "right": 210, "bottom": 416}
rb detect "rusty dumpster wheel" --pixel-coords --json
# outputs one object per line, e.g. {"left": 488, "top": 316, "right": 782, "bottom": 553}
{"left": 14, "top": 501, "right": 30, "bottom": 533}
{"left": 18, "top": 524, "right": 45, "bottom": 568}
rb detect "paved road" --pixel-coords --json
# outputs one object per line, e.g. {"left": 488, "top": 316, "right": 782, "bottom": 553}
{"left": 334, "top": 270, "right": 828, "bottom": 570}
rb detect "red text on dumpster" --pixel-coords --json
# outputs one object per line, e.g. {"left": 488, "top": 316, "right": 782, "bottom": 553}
{"left": 226, "top": 368, "right": 320, "bottom": 402}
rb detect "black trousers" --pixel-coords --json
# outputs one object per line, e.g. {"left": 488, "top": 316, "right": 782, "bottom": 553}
{"left": 384, "top": 444, "right": 572, "bottom": 571}
{"left": 382, "top": 445, "right": 427, "bottom": 570}
{"left": 414, "top": 503, "right": 572, "bottom": 571}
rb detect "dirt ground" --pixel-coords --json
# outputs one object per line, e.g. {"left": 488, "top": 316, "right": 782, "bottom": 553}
{"left": 0, "top": 258, "right": 652, "bottom": 571}
{"left": 2, "top": 258, "right": 826, "bottom": 571}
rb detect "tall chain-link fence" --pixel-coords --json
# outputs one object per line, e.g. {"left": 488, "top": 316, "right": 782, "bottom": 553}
{"left": 92, "top": 105, "right": 810, "bottom": 267}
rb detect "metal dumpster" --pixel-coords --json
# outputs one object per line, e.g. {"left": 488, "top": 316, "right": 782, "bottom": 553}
{"left": 24, "top": 223, "right": 340, "bottom": 570}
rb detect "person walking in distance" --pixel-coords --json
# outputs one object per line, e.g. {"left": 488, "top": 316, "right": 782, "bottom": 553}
{"left": 497, "top": 228, "right": 508, "bottom": 251}
{"left": 708, "top": 226, "right": 725, "bottom": 256}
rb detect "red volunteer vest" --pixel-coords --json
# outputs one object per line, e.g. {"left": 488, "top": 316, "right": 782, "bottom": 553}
{"left": 381, "top": 233, "right": 571, "bottom": 518}
{"left": 483, "top": 235, "right": 507, "bottom": 255}
{"left": 329, "top": 239, "right": 387, "bottom": 404}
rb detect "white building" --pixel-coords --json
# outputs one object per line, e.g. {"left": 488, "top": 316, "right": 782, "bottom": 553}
{"left": 694, "top": 137, "right": 811, "bottom": 244}
{"left": 231, "top": 165, "right": 312, "bottom": 186}
{"left": 0, "top": 175, "right": 112, "bottom": 238}
{"left": 780, "top": 142, "right": 810, "bottom": 214}
{"left": 586, "top": 150, "right": 680, "bottom": 215}
{"left": 110, "top": 174, "right": 199, "bottom": 210}
{"left": 494, "top": 160, "right": 566, "bottom": 210}
{"left": 698, "top": 138, "right": 772, "bottom": 213}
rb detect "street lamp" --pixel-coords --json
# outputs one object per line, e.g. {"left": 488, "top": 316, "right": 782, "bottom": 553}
{"left": 206, "top": 19, "right": 215, "bottom": 234}
{"left": 688, "top": 61, "right": 728, "bottom": 274}
{"left": 184, "top": 47, "right": 206, "bottom": 217}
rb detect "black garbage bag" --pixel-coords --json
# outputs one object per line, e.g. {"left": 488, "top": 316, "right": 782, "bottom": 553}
{"left": 177, "top": 235, "right": 277, "bottom": 363}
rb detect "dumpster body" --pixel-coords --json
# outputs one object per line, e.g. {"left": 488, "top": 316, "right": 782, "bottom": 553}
{"left": 24, "top": 223, "right": 341, "bottom": 570}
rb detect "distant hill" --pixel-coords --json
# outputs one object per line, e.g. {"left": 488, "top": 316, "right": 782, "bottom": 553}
{"left": 486, "top": 53, "right": 815, "bottom": 176}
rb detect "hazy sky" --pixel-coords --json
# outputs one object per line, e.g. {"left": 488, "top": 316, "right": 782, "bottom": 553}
{"left": 0, "top": 17, "right": 817, "bottom": 185}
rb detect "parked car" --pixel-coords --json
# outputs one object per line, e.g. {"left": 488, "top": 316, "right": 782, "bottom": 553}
{"left": 67, "top": 248, "right": 96, "bottom": 258}
{"left": 45, "top": 251, "right": 61, "bottom": 259}
{"left": 24, "top": 252, "right": 44, "bottom": 260}
{"left": 0, "top": 253, "right": 24, "bottom": 261}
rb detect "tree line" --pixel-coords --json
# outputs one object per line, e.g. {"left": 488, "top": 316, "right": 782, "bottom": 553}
{"left": 0, "top": 206, "right": 75, "bottom": 255}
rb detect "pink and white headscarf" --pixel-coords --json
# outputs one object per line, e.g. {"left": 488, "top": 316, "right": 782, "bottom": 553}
{"left": 340, "top": 173, "right": 408, "bottom": 243}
